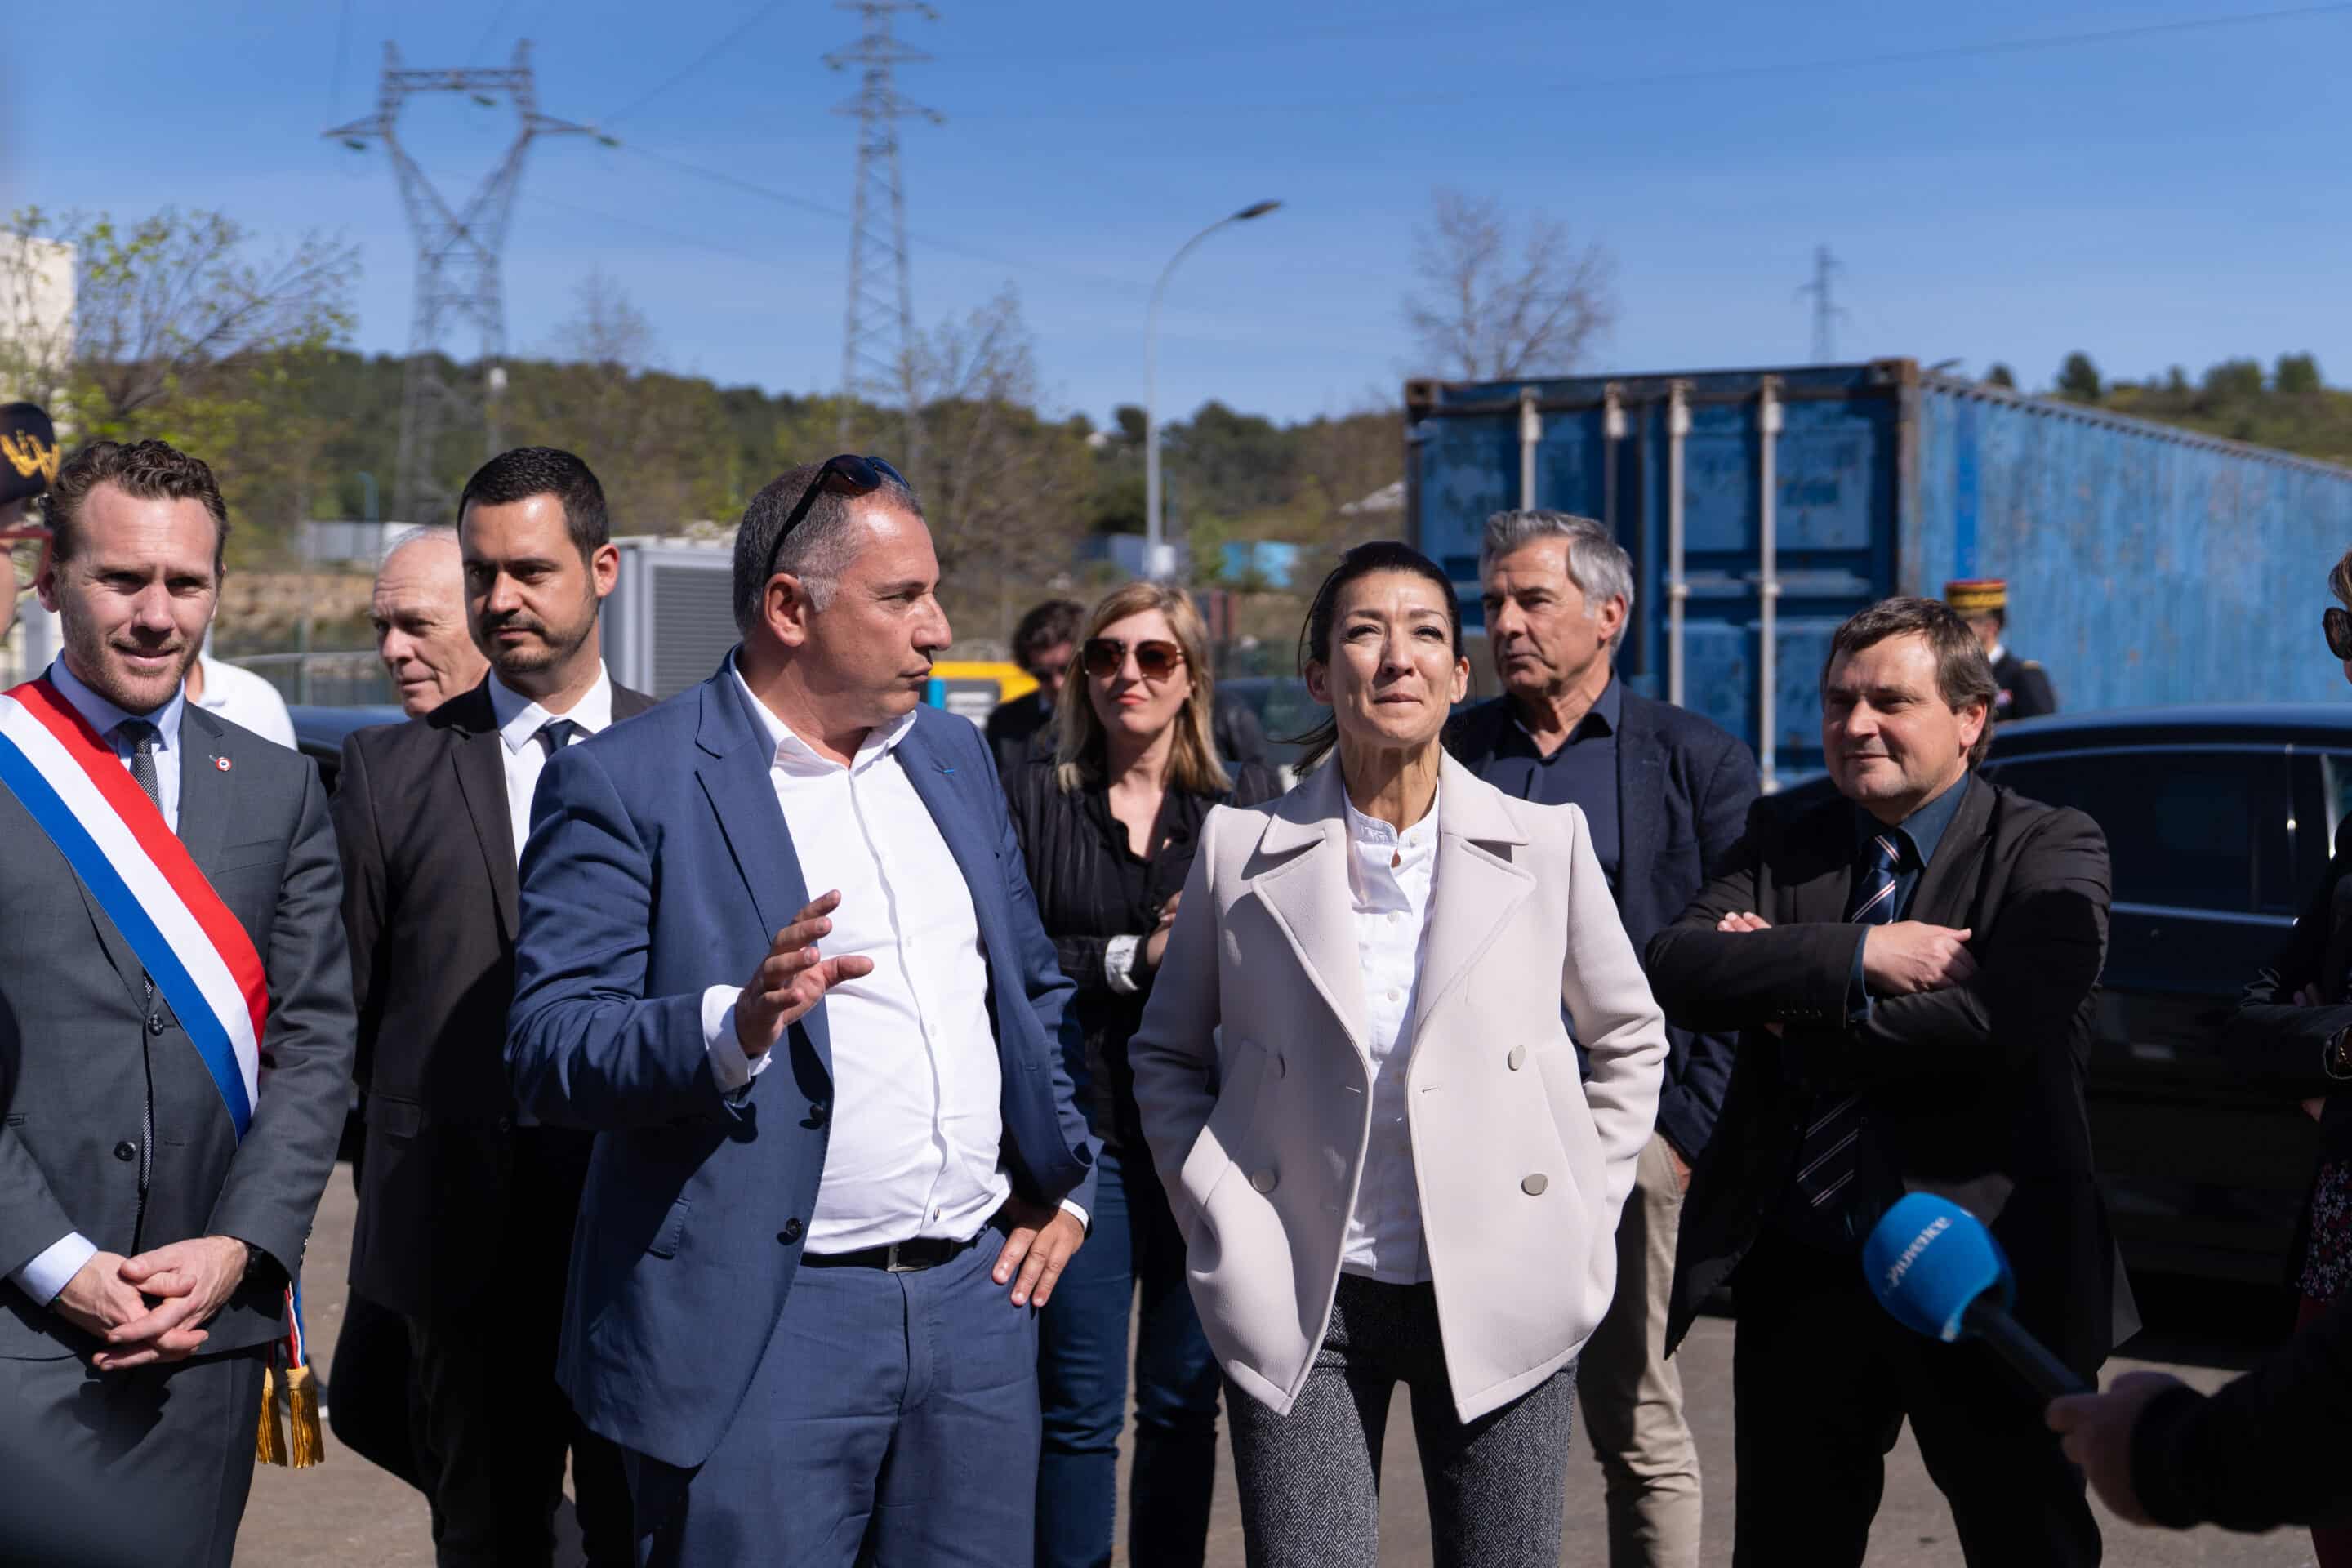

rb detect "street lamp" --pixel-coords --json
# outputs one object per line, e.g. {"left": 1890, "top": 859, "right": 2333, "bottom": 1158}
{"left": 1144, "top": 199, "right": 1281, "bottom": 581}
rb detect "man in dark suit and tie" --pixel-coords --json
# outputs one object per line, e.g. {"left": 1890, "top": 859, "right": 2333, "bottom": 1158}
{"left": 1446, "top": 510, "right": 1754, "bottom": 1568}
{"left": 506, "top": 454, "right": 1096, "bottom": 1566}
{"left": 1649, "top": 596, "right": 2133, "bottom": 1568}
{"left": 336, "top": 448, "right": 650, "bottom": 1566}
{"left": 0, "top": 439, "right": 354, "bottom": 1565}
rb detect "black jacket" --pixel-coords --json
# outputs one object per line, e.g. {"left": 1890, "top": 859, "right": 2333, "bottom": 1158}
{"left": 1447, "top": 688, "right": 1757, "bottom": 1162}
{"left": 2132, "top": 1292, "right": 2352, "bottom": 1530}
{"left": 1650, "top": 773, "right": 2138, "bottom": 1377}
{"left": 985, "top": 689, "right": 1054, "bottom": 777}
{"left": 333, "top": 677, "right": 655, "bottom": 1319}
{"left": 2226, "top": 814, "right": 2352, "bottom": 1280}
{"left": 1003, "top": 754, "right": 1280, "bottom": 1152}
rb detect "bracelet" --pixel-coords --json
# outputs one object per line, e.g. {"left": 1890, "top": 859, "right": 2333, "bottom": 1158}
{"left": 2327, "top": 1027, "right": 2352, "bottom": 1081}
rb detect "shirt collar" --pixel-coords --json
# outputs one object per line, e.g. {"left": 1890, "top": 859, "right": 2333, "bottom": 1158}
{"left": 1858, "top": 770, "right": 1973, "bottom": 870}
{"left": 489, "top": 665, "right": 614, "bottom": 756}
{"left": 47, "top": 657, "right": 185, "bottom": 752}
{"left": 1988, "top": 642, "right": 2010, "bottom": 665}
{"left": 1343, "top": 777, "right": 1441, "bottom": 850}
{"left": 728, "top": 653, "right": 916, "bottom": 775}
{"left": 1508, "top": 675, "right": 1620, "bottom": 748}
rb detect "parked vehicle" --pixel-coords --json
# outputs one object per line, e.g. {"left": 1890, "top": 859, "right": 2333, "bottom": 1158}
{"left": 289, "top": 704, "right": 405, "bottom": 794}
{"left": 1776, "top": 705, "right": 2335, "bottom": 1285}
{"left": 1406, "top": 359, "right": 2352, "bottom": 791}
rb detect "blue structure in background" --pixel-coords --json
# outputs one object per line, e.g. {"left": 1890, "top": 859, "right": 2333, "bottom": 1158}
{"left": 1406, "top": 359, "right": 2352, "bottom": 785}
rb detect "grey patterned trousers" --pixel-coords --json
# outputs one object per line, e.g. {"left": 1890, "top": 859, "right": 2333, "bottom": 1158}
{"left": 1225, "top": 1273, "right": 1579, "bottom": 1568}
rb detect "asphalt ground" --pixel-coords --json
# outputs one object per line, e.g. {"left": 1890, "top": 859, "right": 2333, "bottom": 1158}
{"left": 236, "top": 1170, "right": 2317, "bottom": 1566}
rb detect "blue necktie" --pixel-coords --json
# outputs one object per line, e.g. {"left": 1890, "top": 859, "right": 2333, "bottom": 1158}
{"left": 1786, "top": 831, "right": 1904, "bottom": 1243}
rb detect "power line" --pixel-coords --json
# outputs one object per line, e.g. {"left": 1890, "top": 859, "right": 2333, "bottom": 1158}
{"left": 944, "top": 1, "right": 2352, "bottom": 120}
{"left": 601, "top": 0, "right": 795, "bottom": 127}
{"left": 466, "top": 0, "right": 522, "bottom": 66}
{"left": 829, "top": 2, "right": 940, "bottom": 453}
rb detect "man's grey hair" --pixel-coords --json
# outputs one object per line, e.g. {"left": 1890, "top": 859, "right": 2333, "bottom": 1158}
{"left": 379, "top": 523, "right": 459, "bottom": 568}
{"left": 731, "top": 461, "right": 923, "bottom": 633}
{"left": 1480, "top": 510, "right": 1635, "bottom": 656}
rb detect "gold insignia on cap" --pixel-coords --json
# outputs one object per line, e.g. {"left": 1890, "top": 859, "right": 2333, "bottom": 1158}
{"left": 1944, "top": 578, "right": 2007, "bottom": 616}
{"left": 0, "top": 431, "right": 59, "bottom": 484}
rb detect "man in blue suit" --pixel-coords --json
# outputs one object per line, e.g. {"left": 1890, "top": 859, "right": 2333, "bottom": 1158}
{"left": 506, "top": 455, "right": 1096, "bottom": 1567}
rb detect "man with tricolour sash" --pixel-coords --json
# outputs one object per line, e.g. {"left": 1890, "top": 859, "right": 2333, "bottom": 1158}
{"left": 0, "top": 439, "right": 354, "bottom": 1566}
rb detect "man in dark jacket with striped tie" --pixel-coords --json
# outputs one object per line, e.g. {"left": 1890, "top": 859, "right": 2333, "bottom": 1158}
{"left": 1646, "top": 597, "right": 2134, "bottom": 1568}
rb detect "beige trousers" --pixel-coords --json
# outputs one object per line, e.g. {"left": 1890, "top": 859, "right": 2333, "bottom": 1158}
{"left": 1577, "top": 1131, "right": 1703, "bottom": 1568}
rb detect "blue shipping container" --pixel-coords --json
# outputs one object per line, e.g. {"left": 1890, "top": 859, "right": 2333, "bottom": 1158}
{"left": 1406, "top": 359, "right": 2352, "bottom": 787}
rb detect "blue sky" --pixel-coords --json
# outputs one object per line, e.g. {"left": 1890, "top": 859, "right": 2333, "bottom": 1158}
{"left": 2, "top": 0, "right": 2345, "bottom": 429}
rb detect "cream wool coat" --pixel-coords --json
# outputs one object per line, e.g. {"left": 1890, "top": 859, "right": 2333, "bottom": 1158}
{"left": 1129, "top": 752, "right": 1669, "bottom": 1423}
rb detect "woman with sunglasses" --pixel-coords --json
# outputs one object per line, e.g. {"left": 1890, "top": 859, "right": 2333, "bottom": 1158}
{"left": 2221, "top": 550, "right": 2352, "bottom": 1568}
{"left": 1003, "top": 581, "right": 1279, "bottom": 1568}
{"left": 1127, "top": 542, "right": 1666, "bottom": 1566}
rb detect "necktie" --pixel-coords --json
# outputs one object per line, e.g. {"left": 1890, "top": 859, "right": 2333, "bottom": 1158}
{"left": 1788, "top": 831, "right": 1904, "bottom": 1241}
{"left": 535, "top": 718, "right": 581, "bottom": 758}
{"left": 120, "top": 719, "right": 163, "bottom": 813}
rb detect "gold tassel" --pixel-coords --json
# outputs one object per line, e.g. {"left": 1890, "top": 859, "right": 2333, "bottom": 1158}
{"left": 256, "top": 1364, "right": 287, "bottom": 1467}
{"left": 284, "top": 1362, "right": 324, "bottom": 1469}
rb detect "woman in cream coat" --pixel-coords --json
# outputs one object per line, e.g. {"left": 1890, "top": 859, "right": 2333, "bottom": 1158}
{"left": 1129, "top": 542, "right": 1668, "bottom": 1568}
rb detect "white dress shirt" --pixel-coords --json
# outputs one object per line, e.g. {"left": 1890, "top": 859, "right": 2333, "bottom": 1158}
{"left": 699, "top": 665, "right": 1017, "bottom": 1253}
{"left": 11, "top": 659, "right": 191, "bottom": 1304}
{"left": 1339, "top": 782, "right": 1441, "bottom": 1285}
{"left": 189, "top": 653, "right": 296, "bottom": 750}
{"left": 487, "top": 666, "right": 614, "bottom": 864}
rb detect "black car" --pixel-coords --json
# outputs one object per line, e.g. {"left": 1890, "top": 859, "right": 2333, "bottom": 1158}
{"left": 1782, "top": 706, "right": 2336, "bottom": 1284}
{"left": 288, "top": 704, "right": 405, "bottom": 794}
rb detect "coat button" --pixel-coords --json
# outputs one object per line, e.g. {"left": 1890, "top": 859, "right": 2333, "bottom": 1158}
{"left": 1507, "top": 1044, "right": 1527, "bottom": 1071}
{"left": 146, "top": 1014, "right": 166, "bottom": 1036}
{"left": 779, "top": 1218, "right": 804, "bottom": 1243}
{"left": 114, "top": 1141, "right": 137, "bottom": 1162}
{"left": 809, "top": 1102, "right": 829, "bottom": 1126}
{"left": 1521, "top": 1174, "right": 1549, "bottom": 1196}
{"left": 1250, "top": 1169, "right": 1278, "bottom": 1195}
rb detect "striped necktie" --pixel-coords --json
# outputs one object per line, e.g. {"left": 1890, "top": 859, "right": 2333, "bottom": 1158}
{"left": 1787, "top": 831, "right": 1904, "bottom": 1241}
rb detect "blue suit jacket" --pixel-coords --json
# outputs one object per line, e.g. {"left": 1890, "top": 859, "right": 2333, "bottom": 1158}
{"left": 505, "top": 660, "right": 1098, "bottom": 1468}
{"left": 1448, "top": 687, "right": 1758, "bottom": 1161}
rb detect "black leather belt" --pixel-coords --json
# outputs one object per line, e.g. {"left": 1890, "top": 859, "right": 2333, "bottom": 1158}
{"left": 801, "top": 1232, "right": 982, "bottom": 1273}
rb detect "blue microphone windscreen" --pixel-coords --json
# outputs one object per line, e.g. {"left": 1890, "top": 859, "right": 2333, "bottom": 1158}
{"left": 1861, "top": 1192, "right": 2014, "bottom": 1343}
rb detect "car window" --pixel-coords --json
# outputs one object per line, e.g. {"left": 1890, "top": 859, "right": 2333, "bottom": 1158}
{"left": 1982, "top": 748, "right": 2293, "bottom": 915}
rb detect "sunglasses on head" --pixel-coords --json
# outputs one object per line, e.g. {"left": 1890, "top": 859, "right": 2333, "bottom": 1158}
{"left": 763, "top": 454, "right": 908, "bottom": 583}
{"left": 1081, "top": 637, "right": 1184, "bottom": 681}
{"left": 2327, "top": 607, "right": 2352, "bottom": 662}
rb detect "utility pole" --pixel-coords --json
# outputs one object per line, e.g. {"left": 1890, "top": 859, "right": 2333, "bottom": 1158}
{"left": 326, "top": 42, "right": 602, "bottom": 524}
{"left": 826, "top": 2, "right": 939, "bottom": 469}
{"left": 1796, "top": 243, "right": 1846, "bottom": 365}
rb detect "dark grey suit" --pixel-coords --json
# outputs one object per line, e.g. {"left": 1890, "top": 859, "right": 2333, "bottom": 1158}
{"left": 0, "top": 700, "right": 355, "bottom": 1566}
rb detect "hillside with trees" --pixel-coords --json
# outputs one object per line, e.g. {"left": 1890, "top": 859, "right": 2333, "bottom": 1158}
{"left": 2028, "top": 350, "right": 2352, "bottom": 466}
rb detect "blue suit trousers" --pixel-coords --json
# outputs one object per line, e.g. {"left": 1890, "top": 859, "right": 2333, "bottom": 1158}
{"left": 624, "top": 1232, "right": 1040, "bottom": 1567}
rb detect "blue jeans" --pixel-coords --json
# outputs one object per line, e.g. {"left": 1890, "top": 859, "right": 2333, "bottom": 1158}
{"left": 1036, "top": 1145, "right": 1222, "bottom": 1568}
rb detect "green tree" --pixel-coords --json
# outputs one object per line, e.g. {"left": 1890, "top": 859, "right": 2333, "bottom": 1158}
{"left": 2201, "top": 359, "right": 2265, "bottom": 403}
{"left": 2056, "top": 352, "right": 2103, "bottom": 402}
{"left": 1983, "top": 363, "right": 2016, "bottom": 390}
{"left": 2276, "top": 353, "right": 2323, "bottom": 398}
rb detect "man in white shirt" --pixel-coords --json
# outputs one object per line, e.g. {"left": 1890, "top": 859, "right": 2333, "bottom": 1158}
{"left": 506, "top": 455, "right": 1097, "bottom": 1567}
{"left": 332, "top": 448, "right": 651, "bottom": 1566}
{"left": 185, "top": 650, "right": 296, "bottom": 748}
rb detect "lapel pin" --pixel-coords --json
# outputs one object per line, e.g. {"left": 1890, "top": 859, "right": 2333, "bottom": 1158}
{"left": 936, "top": 762, "right": 955, "bottom": 776}
{"left": 213, "top": 755, "right": 232, "bottom": 772}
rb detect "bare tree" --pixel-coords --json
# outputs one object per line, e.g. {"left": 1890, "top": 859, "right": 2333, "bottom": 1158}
{"left": 1401, "top": 189, "right": 1615, "bottom": 381}
{"left": 1, "top": 206, "right": 358, "bottom": 436}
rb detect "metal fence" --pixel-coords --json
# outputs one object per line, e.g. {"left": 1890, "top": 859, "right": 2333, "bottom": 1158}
{"left": 229, "top": 650, "right": 396, "bottom": 709}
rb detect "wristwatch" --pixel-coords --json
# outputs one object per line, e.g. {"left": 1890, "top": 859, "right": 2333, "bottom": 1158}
{"left": 2326, "top": 1026, "right": 2352, "bottom": 1081}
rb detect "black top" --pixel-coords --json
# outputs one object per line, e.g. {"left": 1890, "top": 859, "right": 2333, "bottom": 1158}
{"left": 985, "top": 689, "right": 1055, "bottom": 777}
{"left": 1992, "top": 650, "right": 2059, "bottom": 720}
{"left": 1468, "top": 679, "right": 1623, "bottom": 889}
{"left": 1004, "top": 754, "right": 1281, "bottom": 1152}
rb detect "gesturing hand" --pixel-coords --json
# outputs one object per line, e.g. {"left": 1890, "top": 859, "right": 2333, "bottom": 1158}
{"left": 95, "top": 1236, "right": 252, "bottom": 1370}
{"left": 2046, "top": 1370, "right": 2185, "bottom": 1526}
{"left": 991, "top": 1197, "right": 1086, "bottom": 1309}
{"left": 736, "top": 891, "right": 876, "bottom": 1060}
{"left": 1143, "top": 891, "right": 1183, "bottom": 973}
{"left": 1860, "top": 921, "right": 1976, "bottom": 996}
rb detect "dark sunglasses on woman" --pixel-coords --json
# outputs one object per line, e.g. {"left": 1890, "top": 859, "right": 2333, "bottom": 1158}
{"left": 2327, "top": 606, "right": 2352, "bottom": 662}
{"left": 763, "top": 453, "right": 909, "bottom": 581}
{"left": 1081, "top": 637, "right": 1184, "bottom": 681}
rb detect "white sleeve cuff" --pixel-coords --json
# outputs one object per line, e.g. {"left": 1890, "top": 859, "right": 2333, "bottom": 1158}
{"left": 14, "top": 1232, "right": 98, "bottom": 1306}
{"left": 701, "top": 984, "right": 774, "bottom": 1093}
{"left": 1058, "top": 1198, "right": 1091, "bottom": 1234}
{"left": 1104, "top": 935, "right": 1143, "bottom": 996}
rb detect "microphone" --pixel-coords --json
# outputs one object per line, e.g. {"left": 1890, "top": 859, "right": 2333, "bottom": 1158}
{"left": 1861, "top": 1192, "right": 2087, "bottom": 1401}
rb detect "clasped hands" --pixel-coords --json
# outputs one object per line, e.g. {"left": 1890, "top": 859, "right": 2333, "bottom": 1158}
{"left": 1714, "top": 911, "right": 1976, "bottom": 1032}
{"left": 56, "top": 1235, "right": 252, "bottom": 1370}
{"left": 733, "top": 890, "right": 1086, "bottom": 1308}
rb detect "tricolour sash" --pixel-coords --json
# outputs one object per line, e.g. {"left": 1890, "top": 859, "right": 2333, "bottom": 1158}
{"left": 0, "top": 676, "right": 320, "bottom": 1465}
